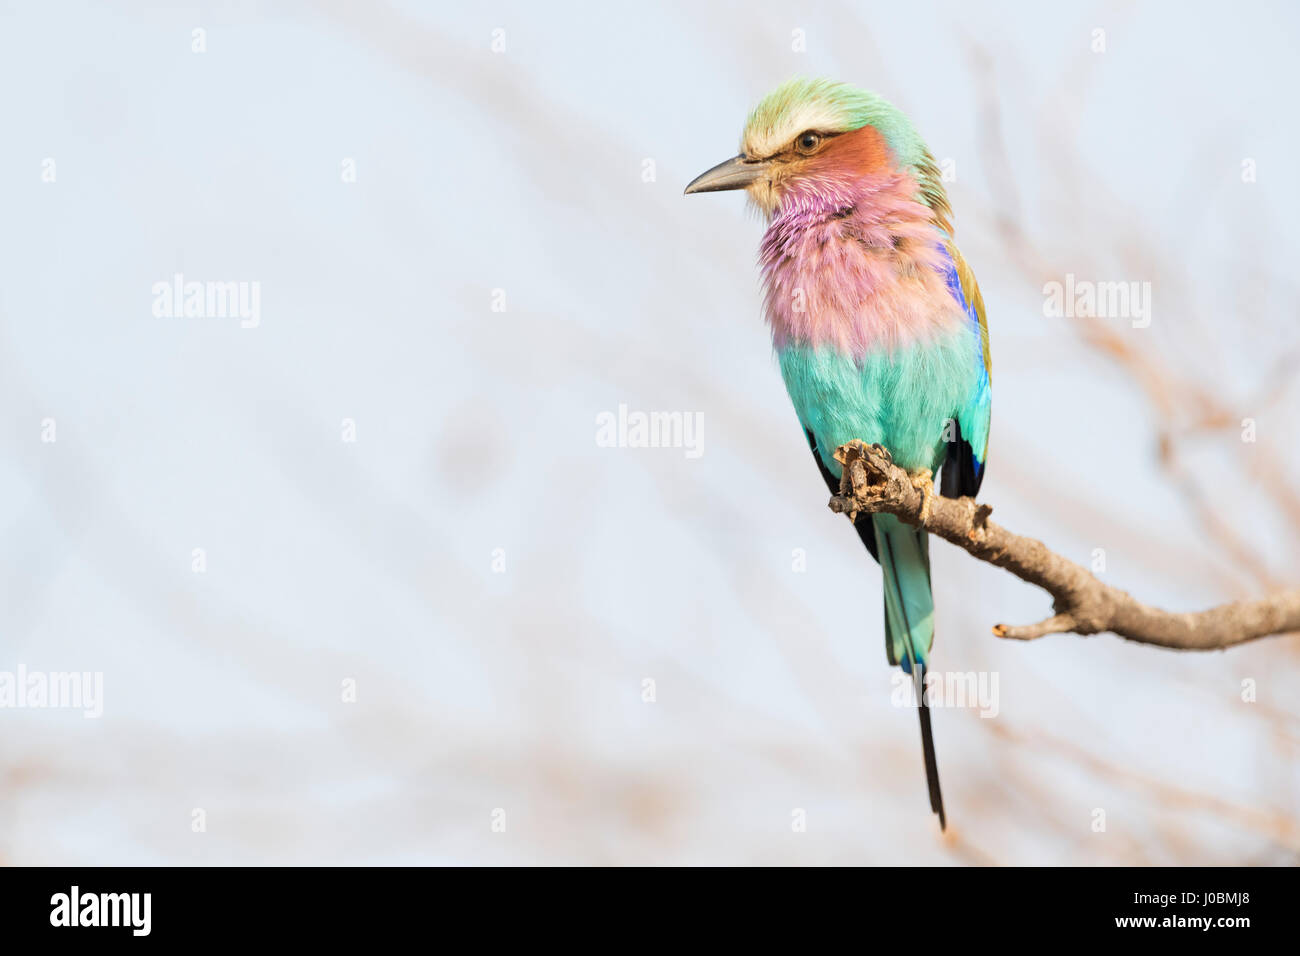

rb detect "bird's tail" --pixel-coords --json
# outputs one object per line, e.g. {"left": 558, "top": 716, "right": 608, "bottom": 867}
{"left": 874, "top": 513, "right": 945, "bottom": 829}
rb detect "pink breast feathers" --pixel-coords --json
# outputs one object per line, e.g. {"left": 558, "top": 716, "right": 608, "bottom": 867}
{"left": 759, "top": 168, "right": 967, "bottom": 358}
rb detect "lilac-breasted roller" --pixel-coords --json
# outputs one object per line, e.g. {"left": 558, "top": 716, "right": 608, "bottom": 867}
{"left": 685, "top": 78, "right": 992, "bottom": 829}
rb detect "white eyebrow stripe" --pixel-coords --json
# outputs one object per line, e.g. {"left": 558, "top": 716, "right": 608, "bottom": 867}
{"left": 742, "top": 101, "right": 845, "bottom": 158}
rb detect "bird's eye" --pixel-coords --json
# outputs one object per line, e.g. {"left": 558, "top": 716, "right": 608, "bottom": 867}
{"left": 795, "top": 131, "right": 822, "bottom": 154}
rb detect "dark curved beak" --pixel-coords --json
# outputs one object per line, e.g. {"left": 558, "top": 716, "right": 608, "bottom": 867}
{"left": 684, "top": 155, "right": 768, "bottom": 195}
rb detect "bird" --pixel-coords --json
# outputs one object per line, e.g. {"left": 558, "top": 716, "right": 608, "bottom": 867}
{"left": 685, "top": 78, "right": 991, "bottom": 830}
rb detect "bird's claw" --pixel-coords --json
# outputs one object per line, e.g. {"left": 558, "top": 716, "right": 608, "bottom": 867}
{"left": 908, "top": 468, "right": 935, "bottom": 524}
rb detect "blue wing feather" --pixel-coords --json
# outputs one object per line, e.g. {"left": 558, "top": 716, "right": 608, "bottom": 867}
{"left": 935, "top": 242, "right": 991, "bottom": 496}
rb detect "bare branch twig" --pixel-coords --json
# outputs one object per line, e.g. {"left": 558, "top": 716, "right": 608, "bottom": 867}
{"left": 829, "top": 440, "right": 1300, "bottom": 649}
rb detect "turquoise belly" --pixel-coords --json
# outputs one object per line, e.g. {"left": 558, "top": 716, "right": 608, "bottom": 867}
{"left": 778, "top": 331, "right": 979, "bottom": 475}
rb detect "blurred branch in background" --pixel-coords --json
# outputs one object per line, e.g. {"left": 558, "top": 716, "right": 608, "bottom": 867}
{"left": 967, "top": 42, "right": 1300, "bottom": 595}
{"left": 830, "top": 440, "right": 1300, "bottom": 647}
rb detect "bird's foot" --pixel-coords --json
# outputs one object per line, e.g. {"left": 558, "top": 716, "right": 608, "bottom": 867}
{"left": 907, "top": 468, "right": 935, "bottom": 525}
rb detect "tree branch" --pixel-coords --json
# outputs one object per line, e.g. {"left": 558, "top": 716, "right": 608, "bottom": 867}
{"left": 829, "top": 440, "right": 1300, "bottom": 649}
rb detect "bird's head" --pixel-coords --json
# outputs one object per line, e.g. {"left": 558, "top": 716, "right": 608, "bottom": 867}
{"left": 685, "top": 77, "right": 948, "bottom": 227}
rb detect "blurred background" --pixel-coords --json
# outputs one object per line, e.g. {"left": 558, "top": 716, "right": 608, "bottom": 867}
{"left": 1, "top": 0, "right": 1297, "bottom": 865}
